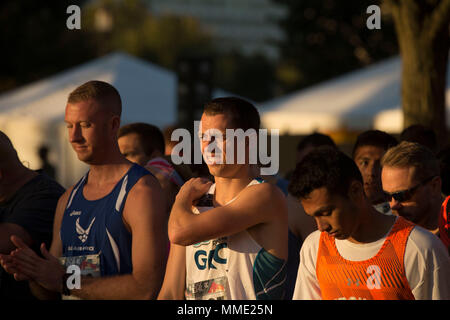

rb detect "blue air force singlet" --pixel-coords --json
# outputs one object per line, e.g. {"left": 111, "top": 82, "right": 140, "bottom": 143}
{"left": 185, "top": 178, "right": 287, "bottom": 300}
{"left": 60, "top": 163, "right": 151, "bottom": 280}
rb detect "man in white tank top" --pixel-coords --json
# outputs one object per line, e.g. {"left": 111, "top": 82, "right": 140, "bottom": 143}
{"left": 158, "top": 97, "right": 288, "bottom": 300}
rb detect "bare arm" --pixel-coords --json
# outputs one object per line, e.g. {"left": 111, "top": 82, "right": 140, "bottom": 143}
{"left": 69, "top": 175, "right": 168, "bottom": 300}
{"left": 168, "top": 178, "right": 287, "bottom": 249}
{"left": 157, "top": 242, "right": 186, "bottom": 300}
{"left": 2, "top": 177, "right": 168, "bottom": 300}
{"left": 146, "top": 165, "right": 179, "bottom": 215}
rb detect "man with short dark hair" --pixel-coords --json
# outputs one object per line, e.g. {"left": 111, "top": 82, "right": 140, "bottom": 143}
{"left": 290, "top": 147, "right": 450, "bottom": 300}
{"left": 118, "top": 123, "right": 166, "bottom": 166}
{"left": 381, "top": 141, "right": 448, "bottom": 251}
{"left": 0, "top": 81, "right": 167, "bottom": 299}
{"left": 158, "top": 97, "right": 288, "bottom": 300}
{"left": 295, "top": 132, "right": 336, "bottom": 164}
{"left": 352, "top": 130, "right": 398, "bottom": 214}
{"left": 118, "top": 122, "right": 191, "bottom": 214}
{"left": 0, "top": 131, "right": 64, "bottom": 299}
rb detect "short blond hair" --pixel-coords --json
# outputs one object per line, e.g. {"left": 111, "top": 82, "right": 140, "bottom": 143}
{"left": 68, "top": 80, "right": 122, "bottom": 116}
{"left": 381, "top": 141, "right": 439, "bottom": 182}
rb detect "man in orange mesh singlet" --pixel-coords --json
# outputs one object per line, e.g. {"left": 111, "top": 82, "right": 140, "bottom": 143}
{"left": 288, "top": 147, "right": 450, "bottom": 300}
{"left": 439, "top": 196, "right": 450, "bottom": 254}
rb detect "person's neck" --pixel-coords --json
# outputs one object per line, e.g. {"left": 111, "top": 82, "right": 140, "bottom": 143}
{"left": 347, "top": 202, "right": 396, "bottom": 244}
{"left": 0, "top": 165, "right": 38, "bottom": 203}
{"left": 214, "top": 169, "right": 256, "bottom": 206}
{"left": 87, "top": 155, "right": 131, "bottom": 186}
{"left": 419, "top": 197, "right": 443, "bottom": 234}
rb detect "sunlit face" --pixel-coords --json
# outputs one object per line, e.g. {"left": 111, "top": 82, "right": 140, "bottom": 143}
{"left": 118, "top": 133, "right": 150, "bottom": 166}
{"left": 301, "top": 187, "right": 360, "bottom": 240}
{"left": 64, "top": 100, "right": 114, "bottom": 164}
{"left": 354, "top": 145, "right": 386, "bottom": 205}
{"left": 381, "top": 166, "right": 435, "bottom": 225}
{"left": 199, "top": 113, "right": 247, "bottom": 178}
{"left": 381, "top": 166, "right": 434, "bottom": 225}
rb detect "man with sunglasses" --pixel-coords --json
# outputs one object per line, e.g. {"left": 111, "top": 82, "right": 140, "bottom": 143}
{"left": 290, "top": 147, "right": 450, "bottom": 300}
{"left": 381, "top": 141, "right": 446, "bottom": 251}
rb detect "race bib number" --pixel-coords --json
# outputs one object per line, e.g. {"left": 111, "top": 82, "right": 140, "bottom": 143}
{"left": 59, "top": 254, "right": 101, "bottom": 300}
{"left": 186, "top": 276, "right": 229, "bottom": 300}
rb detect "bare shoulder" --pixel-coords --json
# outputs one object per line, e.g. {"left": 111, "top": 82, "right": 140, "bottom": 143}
{"left": 128, "top": 173, "right": 163, "bottom": 197}
{"left": 234, "top": 181, "right": 288, "bottom": 221}
{"left": 243, "top": 181, "right": 287, "bottom": 208}
{"left": 123, "top": 174, "right": 164, "bottom": 217}
{"left": 55, "top": 185, "right": 75, "bottom": 214}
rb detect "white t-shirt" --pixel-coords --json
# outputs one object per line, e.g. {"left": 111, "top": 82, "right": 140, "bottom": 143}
{"left": 185, "top": 179, "right": 287, "bottom": 300}
{"left": 293, "top": 219, "right": 450, "bottom": 300}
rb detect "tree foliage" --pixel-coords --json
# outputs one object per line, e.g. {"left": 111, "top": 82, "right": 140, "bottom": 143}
{"left": 82, "top": 0, "right": 214, "bottom": 69}
{"left": 0, "top": 0, "right": 96, "bottom": 94}
{"left": 273, "top": 0, "right": 398, "bottom": 93}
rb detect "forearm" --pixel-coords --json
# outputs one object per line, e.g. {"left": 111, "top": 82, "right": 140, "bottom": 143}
{"left": 157, "top": 283, "right": 185, "bottom": 300}
{"left": 29, "top": 280, "right": 61, "bottom": 300}
{"left": 157, "top": 243, "right": 186, "bottom": 300}
{"left": 168, "top": 199, "right": 195, "bottom": 245}
{"left": 70, "top": 273, "right": 161, "bottom": 300}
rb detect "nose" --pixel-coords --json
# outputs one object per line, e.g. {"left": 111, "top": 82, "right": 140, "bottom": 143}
{"left": 369, "top": 162, "right": 382, "bottom": 179}
{"left": 316, "top": 217, "right": 331, "bottom": 233}
{"left": 69, "top": 124, "right": 82, "bottom": 143}
{"left": 389, "top": 198, "right": 402, "bottom": 212}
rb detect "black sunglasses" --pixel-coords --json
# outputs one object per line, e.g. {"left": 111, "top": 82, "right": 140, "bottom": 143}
{"left": 384, "top": 175, "right": 437, "bottom": 203}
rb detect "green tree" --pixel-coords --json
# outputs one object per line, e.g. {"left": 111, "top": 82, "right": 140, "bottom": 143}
{"left": 82, "top": 0, "right": 214, "bottom": 69}
{"left": 215, "top": 52, "right": 276, "bottom": 102}
{"left": 0, "top": 0, "right": 96, "bottom": 94}
{"left": 274, "top": 0, "right": 398, "bottom": 93}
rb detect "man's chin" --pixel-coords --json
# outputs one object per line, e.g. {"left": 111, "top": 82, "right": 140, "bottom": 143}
{"left": 76, "top": 153, "right": 94, "bottom": 164}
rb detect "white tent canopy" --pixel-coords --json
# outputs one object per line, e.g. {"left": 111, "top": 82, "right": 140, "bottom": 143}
{"left": 260, "top": 56, "right": 450, "bottom": 134}
{"left": 0, "top": 52, "right": 178, "bottom": 187}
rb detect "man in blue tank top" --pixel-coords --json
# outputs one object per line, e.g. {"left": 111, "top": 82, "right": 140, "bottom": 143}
{"left": 0, "top": 81, "right": 168, "bottom": 299}
{"left": 158, "top": 97, "right": 288, "bottom": 300}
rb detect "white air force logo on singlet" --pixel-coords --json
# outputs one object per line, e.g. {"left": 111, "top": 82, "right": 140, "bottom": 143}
{"left": 76, "top": 217, "right": 96, "bottom": 243}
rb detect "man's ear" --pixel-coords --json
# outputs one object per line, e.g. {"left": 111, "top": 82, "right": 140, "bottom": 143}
{"left": 111, "top": 115, "right": 121, "bottom": 133}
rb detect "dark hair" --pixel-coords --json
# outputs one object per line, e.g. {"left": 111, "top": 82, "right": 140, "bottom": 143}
{"left": 352, "top": 130, "right": 398, "bottom": 158}
{"left": 296, "top": 133, "right": 336, "bottom": 152}
{"left": 203, "top": 97, "right": 260, "bottom": 131}
{"left": 118, "top": 122, "right": 165, "bottom": 156}
{"left": 288, "top": 146, "right": 363, "bottom": 199}
{"left": 400, "top": 124, "right": 438, "bottom": 154}
{"left": 68, "top": 80, "right": 122, "bottom": 117}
